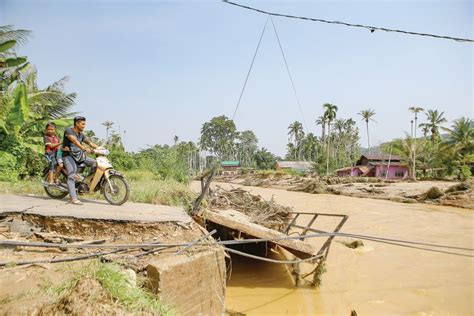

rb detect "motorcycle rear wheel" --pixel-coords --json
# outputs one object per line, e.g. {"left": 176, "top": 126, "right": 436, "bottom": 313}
{"left": 43, "top": 173, "right": 69, "bottom": 199}
{"left": 103, "top": 175, "right": 130, "bottom": 206}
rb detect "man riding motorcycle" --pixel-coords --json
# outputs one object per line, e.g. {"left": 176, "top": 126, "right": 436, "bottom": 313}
{"left": 62, "top": 116, "right": 98, "bottom": 205}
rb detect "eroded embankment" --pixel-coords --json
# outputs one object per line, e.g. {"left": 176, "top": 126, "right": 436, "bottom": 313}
{"left": 0, "top": 212, "right": 225, "bottom": 315}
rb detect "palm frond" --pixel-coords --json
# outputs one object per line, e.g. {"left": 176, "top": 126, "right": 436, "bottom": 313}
{"left": 28, "top": 90, "right": 76, "bottom": 119}
{"left": 46, "top": 76, "right": 70, "bottom": 92}
{"left": 0, "top": 25, "right": 32, "bottom": 46}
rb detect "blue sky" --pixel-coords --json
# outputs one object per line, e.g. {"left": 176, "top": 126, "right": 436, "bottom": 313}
{"left": 1, "top": 0, "right": 472, "bottom": 155}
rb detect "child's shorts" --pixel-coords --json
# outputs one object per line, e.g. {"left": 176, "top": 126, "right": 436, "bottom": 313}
{"left": 45, "top": 152, "right": 58, "bottom": 171}
{"left": 56, "top": 151, "right": 63, "bottom": 165}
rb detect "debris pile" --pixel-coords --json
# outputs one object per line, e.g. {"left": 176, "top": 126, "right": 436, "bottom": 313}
{"left": 411, "top": 180, "right": 473, "bottom": 209}
{"left": 208, "top": 186, "right": 292, "bottom": 231}
{"left": 420, "top": 186, "right": 444, "bottom": 200}
{"left": 290, "top": 180, "right": 327, "bottom": 194}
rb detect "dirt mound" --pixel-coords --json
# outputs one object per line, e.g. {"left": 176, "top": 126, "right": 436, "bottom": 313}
{"left": 39, "top": 278, "right": 124, "bottom": 315}
{"left": 208, "top": 186, "right": 292, "bottom": 231}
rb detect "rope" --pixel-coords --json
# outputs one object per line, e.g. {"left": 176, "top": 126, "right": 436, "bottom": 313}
{"left": 222, "top": 0, "right": 474, "bottom": 43}
{"left": 232, "top": 15, "right": 270, "bottom": 120}
{"left": 269, "top": 16, "right": 307, "bottom": 128}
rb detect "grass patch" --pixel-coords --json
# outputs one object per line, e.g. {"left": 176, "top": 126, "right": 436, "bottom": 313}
{"left": 125, "top": 171, "right": 196, "bottom": 209}
{"left": 0, "top": 180, "right": 45, "bottom": 196}
{"left": 41, "top": 261, "right": 174, "bottom": 315}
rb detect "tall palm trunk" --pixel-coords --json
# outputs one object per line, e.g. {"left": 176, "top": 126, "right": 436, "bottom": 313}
{"left": 366, "top": 120, "right": 370, "bottom": 155}
{"left": 326, "top": 122, "right": 331, "bottom": 175}
{"left": 413, "top": 115, "right": 418, "bottom": 180}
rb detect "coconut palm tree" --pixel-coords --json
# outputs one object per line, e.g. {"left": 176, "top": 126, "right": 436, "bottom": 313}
{"left": 408, "top": 106, "right": 424, "bottom": 180}
{"left": 421, "top": 125, "right": 430, "bottom": 139}
{"left": 315, "top": 115, "right": 327, "bottom": 140}
{"left": 302, "top": 132, "right": 318, "bottom": 161}
{"left": 323, "top": 103, "right": 338, "bottom": 174}
{"left": 288, "top": 121, "right": 304, "bottom": 160}
{"left": 358, "top": 109, "right": 376, "bottom": 154}
{"left": 419, "top": 109, "right": 447, "bottom": 144}
{"left": 443, "top": 117, "right": 474, "bottom": 158}
{"left": 102, "top": 121, "right": 114, "bottom": 140}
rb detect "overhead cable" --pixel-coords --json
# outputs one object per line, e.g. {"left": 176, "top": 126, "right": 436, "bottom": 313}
{"left": 222, "top": 0, "right": 474, "bottom": 43}
{"left": 232, "top": 15, "right": 270, "bottom": 120}
{"left": 270, "top": 15, "right": 307, "bottom": 128}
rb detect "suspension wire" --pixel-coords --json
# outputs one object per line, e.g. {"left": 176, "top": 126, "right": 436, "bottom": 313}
{"left": 222, "top": 0, "right": 474, "bottom": 43}
{"left": 232, "top": 15, "right": 270, "bottom": 120}
{"left": 269, "top": 15, "right": 307, "bottom": 129}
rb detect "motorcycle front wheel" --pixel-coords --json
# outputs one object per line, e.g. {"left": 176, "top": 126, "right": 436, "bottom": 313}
{"left": 103, "top": 175, "right": 130, "bottom": 206}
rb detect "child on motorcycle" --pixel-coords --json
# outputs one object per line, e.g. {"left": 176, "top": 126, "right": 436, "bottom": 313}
{"left": 43, "top": 122, "right": 62, "bottom": 185}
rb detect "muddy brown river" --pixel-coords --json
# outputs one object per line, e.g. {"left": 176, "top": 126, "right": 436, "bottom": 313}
{"left": 191, "top": 182, "right": 474, "bottom": 315}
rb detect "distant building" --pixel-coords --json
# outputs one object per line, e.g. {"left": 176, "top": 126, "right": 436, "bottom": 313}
{"left": 221, "top": 161, "right": 241, "bottom": 176}
{"left": 275, "top": 161, "right": 314, "bottom": 173}
{"left": 336, "top": 154, "right": 409, "bottom": 180}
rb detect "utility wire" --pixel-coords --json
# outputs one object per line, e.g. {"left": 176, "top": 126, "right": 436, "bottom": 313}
{"left": 2, "top": 232, "right": 472, "bottom": 258}
{"left": 232, "top": 15, "right": 270, "bottom": 120}
{"left": 224, "top": 247, "right": 323, "bottom": 264}
{"left": 270, "top": 15, "right": 307, "bottom": 128}
{"left": 222, "top": 0, "right": 474, "bottom": 43}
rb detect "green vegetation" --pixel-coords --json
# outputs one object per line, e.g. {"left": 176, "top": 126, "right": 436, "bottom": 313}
{"left": 124, "top": 170, "right": 196, "bottom": 209}
{"left": 41, "top": 261, "right": 173, "bottom": 315}
{"left": 381, "top": 116, "right": 473, "bottom": 180}
{"left": 286, "top": 104, "right": 360, "bottom": 175}
{"left": 0, "top": 25, "right": 74, "bottom": 181}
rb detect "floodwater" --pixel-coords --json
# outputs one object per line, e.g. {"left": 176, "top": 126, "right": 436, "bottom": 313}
{"left": 191, "top": 182, "right": 474, "bottom": 315}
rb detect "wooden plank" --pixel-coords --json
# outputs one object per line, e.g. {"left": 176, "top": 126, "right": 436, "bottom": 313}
{"left": 203, "top": 209, "right": 316, "bottom": 259}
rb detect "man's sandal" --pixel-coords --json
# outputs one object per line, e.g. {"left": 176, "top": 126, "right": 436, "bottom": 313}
{"left": 70, "top": 199, "right": 83, "bottom": 205}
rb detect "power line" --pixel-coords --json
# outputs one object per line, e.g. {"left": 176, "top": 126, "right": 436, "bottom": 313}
{"left": 222, "top": 0, "right": 474, "bottom": 43}
{"left": 232, "top": 15, "right": 269, "bottom": 120}
{"left": 270, "top": 15, "right": 307, "bottom": 129}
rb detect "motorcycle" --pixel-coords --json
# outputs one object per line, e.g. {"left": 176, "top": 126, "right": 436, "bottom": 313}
{"left": 43, "top": 148, "right": 130, "bottom": 205}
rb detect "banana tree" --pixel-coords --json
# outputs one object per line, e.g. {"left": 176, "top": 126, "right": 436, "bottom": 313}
{"left": 0, "top": 25, "right": 31, "bottom": 92}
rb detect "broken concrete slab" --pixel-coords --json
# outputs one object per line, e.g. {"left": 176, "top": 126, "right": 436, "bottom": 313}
{"left": 0, "top": 194, "right": 191, "bottom": 224}
{"left": 202, "top": 209, "right": 316, "bottom": 259}
{"left": 147, "top": 247, "right": 226, "bottom": 316}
